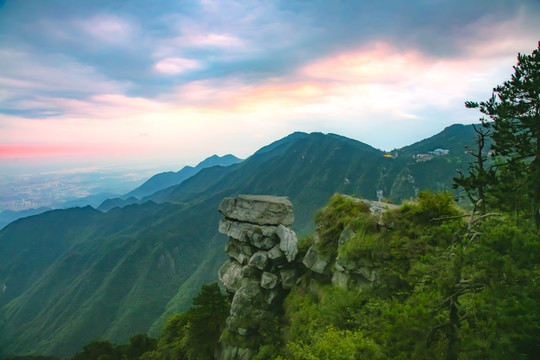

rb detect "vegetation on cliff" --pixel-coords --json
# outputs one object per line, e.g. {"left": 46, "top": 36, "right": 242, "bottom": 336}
{"left": 61, "top": 190, "right": 539, "bottom": 360}
{"left": 278, "top": 192, "right": 539, "bottom": 360}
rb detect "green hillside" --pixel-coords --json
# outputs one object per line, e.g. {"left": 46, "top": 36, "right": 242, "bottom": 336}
{"left": 0, "top": 125, "right": 480, "bottom": 358}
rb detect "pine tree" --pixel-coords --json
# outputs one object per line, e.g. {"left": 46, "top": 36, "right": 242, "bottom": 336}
{"left": 453, "top": 124, "right": 494, "bottom": 214}
{"left": 466, "top": 42, "right": 540, "bottom": 228}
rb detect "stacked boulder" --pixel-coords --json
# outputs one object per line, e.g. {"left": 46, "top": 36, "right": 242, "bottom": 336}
{"left": 217, "top": 195, "right": 299, "bottom": 359}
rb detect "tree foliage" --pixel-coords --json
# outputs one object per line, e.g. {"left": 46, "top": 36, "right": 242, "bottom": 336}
{"left": 453, "top": 125, "right": 494, "bottom": 213}
{"left": 68, "top": 283, "right": 228, "bottom": 360}
{"left": 135, "top": 282, "right": 229, "bottom": 360}
{"left": 465, "top": 42, "right": 540, "bottom": 228}
{"left": 278, "top": 192, "right": 540, "bottom": 359}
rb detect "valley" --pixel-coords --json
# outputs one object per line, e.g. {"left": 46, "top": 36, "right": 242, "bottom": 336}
{"left": 0, "top": 124, "right": 480, "bottom": 358}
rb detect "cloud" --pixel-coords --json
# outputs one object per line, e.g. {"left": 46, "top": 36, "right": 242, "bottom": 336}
{"left": 173, "top": 32, "right": 245, "bottom": 48}
{"left": 1, "top": 0, "right": 540, "bottom": 167}
{"left": 75, "top": 14, "right": 135, "bottom": 45}
{"left": 154, "top": 57, "right": 203, "bottom": 75}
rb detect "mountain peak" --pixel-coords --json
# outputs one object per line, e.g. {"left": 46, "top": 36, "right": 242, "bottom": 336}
{"left": 196, "top": 154, "right": 242, "bottom": 169}
{"left": 121, "top": 154, "right": 243, "bottom": 201}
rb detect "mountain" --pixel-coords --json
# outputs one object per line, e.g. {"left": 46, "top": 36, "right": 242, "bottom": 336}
{"left": 0, "top": 207, "right": 52, "bottom": 230}
{"left": 0, "top": 193, "right": 120, "bottom": 230}
{"left": 0, "top": 125, "right": 479, "bottom": 358}
{"left": 123, "top": 154, "right": 242, "bottom": 200}
{"left": 59, "top": 192, "right": 120, "bottom": 209}
{"left": 97, "top": 196, "right": 140, "bottom": 212}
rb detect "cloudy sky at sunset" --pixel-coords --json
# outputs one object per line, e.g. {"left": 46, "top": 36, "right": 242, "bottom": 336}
{"left": 1, "top": 0, "right": 540, "bottom": 172}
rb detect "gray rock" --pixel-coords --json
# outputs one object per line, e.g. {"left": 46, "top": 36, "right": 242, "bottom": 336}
{"left": 248, "top": 251, "right": 268, "bottom": 270}
{"left": 219, "top": 218, "right": 279, "bottom": 248}
{"left": 332, "top": 271, "right": 349, "bottom": 288}
{"left": 230, "top": 279, "right": 261, "bottom": 318}
{"left": 236, "top": 240, "right": 256, "bottom": 256}
{"left": 225, "top": 241, "right": 249, "bottom": 265}
{"left": 241, "top": 265, "right": 260, "bottom": 279}
{"left": 277, "top": 224, "right": 298, "bottom": 262}
{"left": 226, "top": 315, "right": 242, "bottom": 333}
{"left": 335, "top": 255, "right": 356, "bottom": 272}
{"left": 264, "top": 289, "right": 279, "bottom": 305}
{"left": 334, "top": 259, "right": 346, "bottom": 272}
{"left": 217, "top": 194, "right": 298, "bottom": 359}
{"left": 338, "top": 226, "right": 355, "bottom": 245}
{"left": 218, "top": 345, "right": 257, "bottom": 360}
{"left": 219, "top": 195, "right": 294, "bottom": 226}
{"left": 218, "top": 218, "right": 249, "bottom": 242}
{"left": 219, "top": 259, "right": 244, "bottom": 293}
{"left": 279, "top": 268, "right": 297, "bottom": 289}
{"left": 353, "top": 267, "right": 377, "bottom": 282}
{"left": 267, "top": 244, "right": 286, "bottom": 266}
{"left": 303, "top": 246, "right": 329, "bottom": 274}
{"left": 250, "top": 234, "right": 279, "bottom": 250}
{"left": 261, "top": 271, "right": 279, "bottom": 289}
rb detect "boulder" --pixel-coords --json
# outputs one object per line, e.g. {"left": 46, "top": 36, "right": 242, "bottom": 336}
{"left": 335, "top": 255, "right": 355, "bottom": 272}
{"left": 279, "top": 268, "right": 297, "bottom": 289}
{"left": 219, "top": 259, "right": 244, "bottom": 293}
{"left": 225, "top": 240, "right": 249, "bottom": 265}
{"left": 303, "top": 246, "right": 329, "bottom": 274}
{"left": 267, "top": 244, "right": 286, "bottom": 266}
{"left": 264, "top": 289, "right": 280, "bottom": 305}
{"left": 277, "top": 224, "right": 298, "bottom": 262}
{"left": 241, "top": 265, "right": 260, "bottom": 279}
{"left": 332, "top": 271, "right": 349, "bottom": 288}
{"left": 219, "top": 195, "right": 294, "bottom": 226}
{"left": 353, "top": 266, "right": 377, "bottom": 282}
{"left": 230, "top": 279, "right": 261, "bottom": 318}
{"left": 260, "top": 272, "right": 279, "bottom": 289}
{"left": 338, "top": 226, "right": 355, "bottom": 245}
{"left": 248, "top": 251, "right": 268, "bottom": 270}
{"left": 219, "top": 345, "right": 256, "bottom": 360}
{"left": 250, "top": 233, "right": 279, "bottom": 250}
{"left": 219, "top": 218, "right": 279, "bottom": 249}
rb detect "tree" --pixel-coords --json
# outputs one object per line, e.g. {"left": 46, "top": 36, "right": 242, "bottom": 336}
{"left": 466, "top": 42, "right": 540, "bottom": 228}
{"left": 148, "top": 283, "right": 229, "bottom": 360}
{"left": 185, "top": 283, "right": 229, "bottom": 360}
{"left": 453, "top": 124, "right": 494, "bottom": 214}
{"left": 125, "top": 334, "right": 157, "bottom": 359}
{"left": 70, "top": 340, "right": 122, "bottom": 360}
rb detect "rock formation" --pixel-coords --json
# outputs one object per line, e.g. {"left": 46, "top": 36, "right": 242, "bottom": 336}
{"left": 302, "top": 196, "right": 398, "bottom": 289}
{"left": 217, "top": 195, "right": 299, "bottom": 360}
{"left": 216, "top": 194, "right": 397, "bottom": 359}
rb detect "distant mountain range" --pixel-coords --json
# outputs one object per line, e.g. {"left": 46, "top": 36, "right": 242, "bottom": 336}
{"left": 0, "top": 124, "right": 480, "bottom": 358}
{"left": 0, "top": 155, "right": 243, "bottom": 228}
{"left": 123, "top": 154, "right": 243, "bottom": 200}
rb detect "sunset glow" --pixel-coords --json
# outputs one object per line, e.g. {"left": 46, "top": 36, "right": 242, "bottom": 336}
{"left": 1, "top": 0, "right": 539, "bottom": 171}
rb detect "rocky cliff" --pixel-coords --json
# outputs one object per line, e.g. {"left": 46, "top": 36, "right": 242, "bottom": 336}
{"left": 303, "top": 196, "right": 398, "bottom": 289}
{"left": 215, "top": 194, "right": 398, "bottom": 359}
{"left": 217, "top": 195, "right": 300, "bottom": 360}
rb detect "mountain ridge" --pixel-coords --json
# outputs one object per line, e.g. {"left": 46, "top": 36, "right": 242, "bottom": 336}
{"left": 123, "top": 154, "right": 242, "bottom": 200}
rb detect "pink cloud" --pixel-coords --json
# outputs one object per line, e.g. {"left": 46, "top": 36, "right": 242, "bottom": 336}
{"left": 174, "top": 33, "right": 244, "bottom": 48}
{"left": 154, "top": 57, "right": 202, "bottom": 74}
{"left": 302, "top": 43, "right": 428, "bottom": 85}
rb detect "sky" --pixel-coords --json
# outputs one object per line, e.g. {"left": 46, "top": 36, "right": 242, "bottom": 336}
{"left": 1, "top": 0, "right": 540, "bottom": 173}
